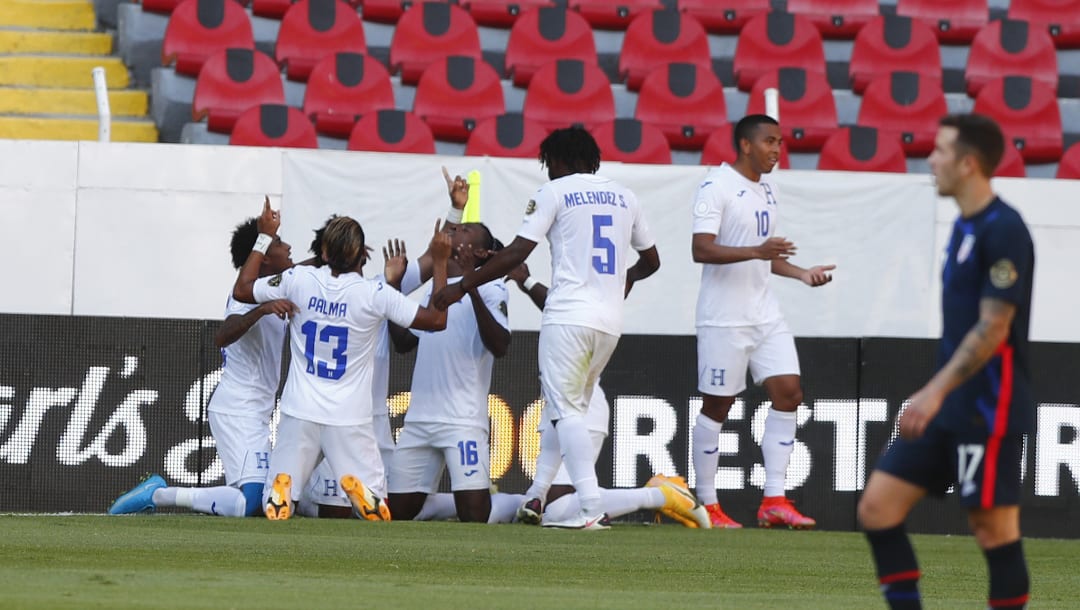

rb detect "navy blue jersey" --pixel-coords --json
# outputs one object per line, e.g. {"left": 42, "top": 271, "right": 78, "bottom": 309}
{"left": 938, "top": 197, "right": 1035, "bottom": 435}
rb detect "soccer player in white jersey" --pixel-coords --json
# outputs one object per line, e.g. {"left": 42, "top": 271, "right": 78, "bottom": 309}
{"left": 233, "top": 200, "right": 451, "bottom": 521}
{"left": 386, "top": 220, "right": 514, "bottom": 523}
{"left": 108, "top": 217, "right": 296, "bottom": 517}
{"left": 690, "top": 114, "right": 835, "bottom": 529}
{"left": 507, "top": 264, "right": 709, "bottom": 528}
{"left": 435, "top": 127, "right": 660, "bottom": 530}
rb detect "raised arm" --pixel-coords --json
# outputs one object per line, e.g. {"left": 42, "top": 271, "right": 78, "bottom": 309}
{"left": 692, "top": 233, "right": 796, "bottom": 265}
{"left": 233, "top": 197, "right": 279, "bottom": 304}
{"left": 434, "top": 236, "right": 537, "bottom": 310}
{"left": 899, "top": 297, "right": 1016, "bottom": 439}
{"left": 414, "top": 167, "right": 469, "bottom": 283}
{"left": 409, "top": 221, "right": 452, "bottom": 330}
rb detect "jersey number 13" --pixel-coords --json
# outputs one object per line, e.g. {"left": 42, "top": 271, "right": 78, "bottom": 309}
{"left": 300, "top": 321, "right": 348, "bottom": 380}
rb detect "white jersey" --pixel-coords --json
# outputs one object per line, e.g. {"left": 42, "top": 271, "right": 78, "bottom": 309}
{"left": 253, "top": 265, "right": 419, "bottom": 426}
{"left": 518, "top": 173, "right": 655, "bottom": 336}
{"left": 405, "top": 276, "right": 509, "bottom": 427}
{"left": 693, "top": 163, "right": 783, "bottom": 328}
{"left": 372, "top": 265, "right": 423, "bottom": 421}
{"left": 207, "top": 294, "right": 285, "bottom": 421}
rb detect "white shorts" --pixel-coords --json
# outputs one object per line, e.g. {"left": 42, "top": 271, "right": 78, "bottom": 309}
{"left": 207, "top": 411, "right": 272, "bottom": 487}
{"left": 538, "top": 324, "right": 619, "bottom": 422}
{"left": 388, "top": 422, "right": 490, "bottom": 493}
{"left": 696, "top": 319, "right": 801, "bottom": 396}
{"left": 372, "top": 409, "right": 395, "bottom": 466}
{"left": 262, "top": 413, "right": 386, "bottom": 506}
{"left": 552, "top": 429, "right": 607, "bottom": 486}
{"left": 303, "top": 459, "right": 351, "bottom": 508}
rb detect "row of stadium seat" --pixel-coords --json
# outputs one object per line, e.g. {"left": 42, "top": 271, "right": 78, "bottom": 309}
{"left": 142, "top": 0, "right": 1080, "bottom": 48}
{"left": 159, "top": 0, "right": 1075, "bottom": 98}
{"left": 228, "top": 101, "right": 1080, "bottom": 179}
{"left": 184, "top": 43, "right": 1067, "bottom": 163}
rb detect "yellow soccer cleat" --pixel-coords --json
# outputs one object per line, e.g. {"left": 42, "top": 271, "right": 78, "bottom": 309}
{"left": 646, "top": 474, "right": 711, "bottom": 529}
{"left": 265, "top": 473, "right": 293, "bottom": 521}
{"left": 341, "top": 474, "right": 391, "bottom": 521}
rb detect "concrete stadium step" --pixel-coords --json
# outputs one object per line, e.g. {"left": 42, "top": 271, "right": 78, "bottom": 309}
{"left": 0, "top": 114, "right": 157, "bottom": 141}
{"left": 0, "top": 0, "right": 97, "bottom": 31}
{"left": 0, "top": 55, "right": 129, "bottom": 88}
{"left": 0, "top": 28, "right": 112, "bottom": 54}
{"left": 0, "top": 86, "right": 147, "bottom": 116}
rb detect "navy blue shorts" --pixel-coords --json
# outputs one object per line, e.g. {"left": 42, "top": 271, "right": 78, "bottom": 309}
{"left": 874, "top": 424, "right": 1023, "bottom": 509}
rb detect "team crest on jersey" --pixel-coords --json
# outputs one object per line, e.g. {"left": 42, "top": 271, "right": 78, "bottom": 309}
{"left": 268, "top": 273, "right": 282, "bottom": 287}
{"left": 956, "top": 234, "right": 976, "bottom": 264}
{"left": 990, "top": 259, "right": 1018, "bottom": 289}
{"left": 525, "top": 200, "right": 536, "bottom": 215}
{"left": 694, "top": 201, "right": 709, "bottom": 215}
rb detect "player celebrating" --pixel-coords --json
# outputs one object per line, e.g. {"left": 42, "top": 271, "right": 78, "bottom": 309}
{"left": 859, "top": 114, "right": 1034, "bottom": 610}
{"left": 233, "top": 200, "right": 451, "bottom": 521}
{"left": 108, "top": 216, "right": 295, "bottom": 517}
{"left": 690, "top": 114, "right": 834, "bottom": 529}
{"left": 434, "top": 127, "right": 660, "bottom": 529}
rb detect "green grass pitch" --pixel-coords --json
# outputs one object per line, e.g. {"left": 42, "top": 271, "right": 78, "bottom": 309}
{"left": 0, "top": 515, "right": 1075, "bottom": 609}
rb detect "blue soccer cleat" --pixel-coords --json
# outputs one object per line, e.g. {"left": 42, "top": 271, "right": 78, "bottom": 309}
{"left": 108, "top": 474, "right": 167, "bottom": 515}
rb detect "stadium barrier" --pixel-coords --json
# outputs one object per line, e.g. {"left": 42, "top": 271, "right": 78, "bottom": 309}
{"left": 1, "top": 314, "right": 1076, "bottom": 537}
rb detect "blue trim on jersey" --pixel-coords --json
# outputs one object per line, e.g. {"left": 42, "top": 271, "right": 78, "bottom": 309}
{"left": 240, "top": 482, "right": 264, "bottom": 517}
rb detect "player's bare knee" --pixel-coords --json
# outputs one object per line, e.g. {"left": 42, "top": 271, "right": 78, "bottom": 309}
{"left": 968, "top": 510, "right": 1021, "bottom": 549}
{"left": 701, "top": 395, "right": 735, "bottom": 421}
{"left": 857, "top": 490, "right": 903, "bottom": 530}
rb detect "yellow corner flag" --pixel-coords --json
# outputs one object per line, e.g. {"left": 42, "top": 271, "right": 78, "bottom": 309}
{"left": 463, "top": 170, "right": 482, "bottom": 223}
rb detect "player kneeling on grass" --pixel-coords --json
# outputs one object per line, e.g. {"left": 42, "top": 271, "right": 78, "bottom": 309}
{"left": 109, "top": 215, "right": 295, "bottom": 517}
{"left": 233, "top": 200, "right": 451, "bottom": 521}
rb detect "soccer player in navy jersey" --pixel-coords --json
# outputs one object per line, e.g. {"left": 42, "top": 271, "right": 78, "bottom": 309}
{"left": 858, "top": 114, "right": 1035, "bottom": 610}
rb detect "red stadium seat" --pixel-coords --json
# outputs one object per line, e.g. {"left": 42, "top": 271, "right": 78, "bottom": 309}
{"left": 732, "top": 10, "right": 826, "bottom": 91}
{"left": 303, "top": 52, "right": 394, "bottom": 138}
{"left": 745, "top": 68, "right": 837, "bottom": 151}
{"left": 413, "top": 55, "right": 505, "bottom": 142}
{"left": 817, "top": 126, "right": 907, "bottom": 173}
{"left": 162, "top": 0, "right": 254, "bottom": 76}
{"left": 973, "top": 76, "right": 1063, "bottom": 163}
{"left": 229, "top": 104, "right": 319, "bottom": 148}
{"left": 700, "top": 122, "right": 792, "bottom": 168}
{"left": 505, "top": 7, "right": 597, "bottom": 87}
{"left": 965, "top": 19, "right": 1058, "bottom": 97}
{"left": 568, "top": 0, "right": 663, "bottom": 30}
{"left": 678, "top": 0, "right": 770, "bottom": 34}
{"left": 1056, "top": 142, "right": 1080, "bottom": 179}
{"left": 462, "top": 0, "right": 555, "bottom": 27}
{"left": 523, "top": 59, "right": 615, "bottom": 131}
{"left": 361, "top": 0, "right": 448, "bottom": 24}
{"left": 634, "top": 62, "right": 726, "bottom": 150}
{"left": 251, "top": 0, "right": 297, "bottom": 19}
{"left": 591, "top": 119, "right": 672, "bottom": 165}
{"left": 143, "top": 0, "right": 213, "bottom": 15}
{"left": 857, "top": 71, "right": 947, "bottom": 156}
{"left": 465, "top": 113, "right": 549, "bottom": 158}
{"left": 895, "top": 0, "right": 988, "bottom": 44}
{"left": 1009, "top": 0, "right": 1080, "bottom": 48}
{"left": 849, "top": 14, "right": 940, "bottom": 94}
{"left": 389, "top": 2, "right": 482, "bottom": 85}
{"left": 995, "top": 142, "right": 1027, "bottom": 177}
{"left": 618, "top": 8, "right": 711, "bottom": 91}
{"left": 347, "top": 109, "right": 437, "bottom": 153}
{"left": 786, "top": 0, "right": 880, "bottom": 39}
{"left": 192, "top": 48, "right": 285, "bottom": 133}
{"left": 275, "top": 0, "right": 367, "bottom": 82}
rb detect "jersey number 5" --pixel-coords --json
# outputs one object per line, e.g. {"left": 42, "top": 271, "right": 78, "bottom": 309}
{"left": 300, "top": 321, "right": 349, "bottom": 380}
{"left": 592, "top": 214, "right": 615, "bottom": 275}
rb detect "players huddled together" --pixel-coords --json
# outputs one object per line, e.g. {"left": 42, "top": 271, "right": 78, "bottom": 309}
{"left": 110, "top": 114, "right": 1034, "bottom": 608}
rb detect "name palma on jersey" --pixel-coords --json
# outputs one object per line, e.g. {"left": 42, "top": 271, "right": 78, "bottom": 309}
{"left": 563, "top": 190, "right": 627, "bottom": 209}
{"left": 308, "top": 297, "right": 347, "bottom": 317}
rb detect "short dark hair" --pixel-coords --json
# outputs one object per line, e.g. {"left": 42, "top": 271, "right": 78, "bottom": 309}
{"left": 321, "top": 216, "right": 365, "bottom": 273}
{"left": 229, "top": 217, "right": 259, "bottom": 269}
{"left": 939, "top": 113, "right": 1005, "bottom": 177}
{"left": 309, "top": 215, "right": 339, "bottom": 268}
{"left": 539, "top": 127, "right": 601, "bottom": 175}
{"left": 733, "top": 114, "right": 779, "bottom": 153}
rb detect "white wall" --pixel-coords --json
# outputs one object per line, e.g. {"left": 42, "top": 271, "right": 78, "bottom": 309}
{"left": 2, "top": 140, "right": 1077, "bottom": 341}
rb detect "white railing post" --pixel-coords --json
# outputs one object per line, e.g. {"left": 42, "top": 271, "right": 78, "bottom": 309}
{"left": 92, "top": 67, "right": 111, "bottom": 143}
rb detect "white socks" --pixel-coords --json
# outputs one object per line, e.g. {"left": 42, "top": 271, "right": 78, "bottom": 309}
{"left": 543, "top": 488, "right": 664, "bottom": 523}
{"left": 692, "top": 412, "right": 726, "bottom": 505}
{"left": 524, "top": 426, "right": 562, "bottom": 502}
{"left": 555, "top": 416, "right": 602, "bottom": 515}
{"left": 415, "top": 493, "right": 457, "bottom": 521}
{"left": 152, "top": 486, "right": 246, "bottom": 518}
{"left": 761, "top": 408, "right": 797, "bottom": 497}
{"left": 487, "top": 493, "right": 525, "bottom": 524}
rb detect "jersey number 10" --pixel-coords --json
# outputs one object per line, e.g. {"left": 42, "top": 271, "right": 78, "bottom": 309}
{"left": 592, "top": 214, "right": 616, "bottom": 275}
{"left": 300, "top": 321, "right": 349, "bottom": 380}
{"left": 754, "top": 210, "right": 770, "bottom": 237}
